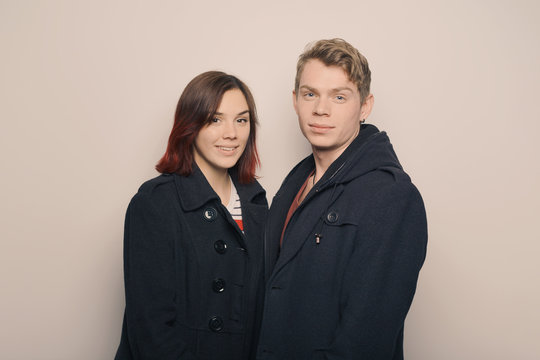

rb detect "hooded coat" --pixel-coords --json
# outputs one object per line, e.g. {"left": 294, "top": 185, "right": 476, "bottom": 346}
{"left": 257, "top": 124, "right": 428, "bottom": 360}
{"left": 115, "top": 166, "right": 268, "bottom": 360}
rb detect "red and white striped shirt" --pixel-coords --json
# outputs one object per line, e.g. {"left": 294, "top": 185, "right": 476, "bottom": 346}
{"left": 226, "top": 179, "right": 243, "bottom": 231}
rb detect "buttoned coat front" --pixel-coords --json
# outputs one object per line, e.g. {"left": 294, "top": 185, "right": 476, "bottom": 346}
{"left": 115, "top": 166, "right": 268, "bottom": 360}
{"left": 257, "top": 125, "right": 428, "bottom": 360}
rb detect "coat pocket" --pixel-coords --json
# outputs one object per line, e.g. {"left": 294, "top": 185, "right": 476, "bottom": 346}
{"left": 305, "top": 208, "right": 359, "bottom": 264}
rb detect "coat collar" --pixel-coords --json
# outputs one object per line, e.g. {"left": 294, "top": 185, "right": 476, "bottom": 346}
{"left": 313, "top": 123, "right": 381, "bottom": 188}
{"left": 277, "top": 124, "right": 381, "bottom": 197}
{"left": 173, "top": 163, "right": 265, "bottom": 211}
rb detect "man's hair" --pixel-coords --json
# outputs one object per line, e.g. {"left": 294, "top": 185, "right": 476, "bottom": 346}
{"left": 156, "top": 71, "right": 260, "bottom": 183}
{"left": 295, "top": 38, "right": 371, "bottom": 103}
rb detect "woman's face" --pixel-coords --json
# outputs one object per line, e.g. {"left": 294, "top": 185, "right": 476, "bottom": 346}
{"left": 193, "top": 89, "right": 251, "bottom": 175}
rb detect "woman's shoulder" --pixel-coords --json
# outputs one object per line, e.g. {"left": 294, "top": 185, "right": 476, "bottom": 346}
{"left": 133, "top": 173, "right": 177, "bottom": 203}
{"left": 126, "top": 174, "right": 179, "bottom": 218}
{"left": 138, "top": 173, "right": 174, "bottom": 190}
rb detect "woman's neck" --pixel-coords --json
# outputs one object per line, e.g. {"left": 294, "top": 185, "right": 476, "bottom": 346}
{"left": 197, "top": 163, "right": 231, "bottom": 205}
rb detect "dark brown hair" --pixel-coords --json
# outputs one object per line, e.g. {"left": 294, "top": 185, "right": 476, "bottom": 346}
{"left": 156, "top": 71, "right": 259, "bottom": 183}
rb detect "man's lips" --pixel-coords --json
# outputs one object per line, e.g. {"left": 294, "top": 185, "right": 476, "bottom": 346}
{"left": 310, "top": 123, "right": 334, "bottom": 128}
{"left": 309, "top": 123, "right": 334, "bottom": 133}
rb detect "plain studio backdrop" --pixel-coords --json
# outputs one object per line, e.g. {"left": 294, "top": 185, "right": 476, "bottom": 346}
{"left": 1, "top": 1, "right": 539, "bottom": 359}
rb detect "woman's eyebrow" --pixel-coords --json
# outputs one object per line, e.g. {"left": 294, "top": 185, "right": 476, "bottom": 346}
{"left": 214, "top": 110, "right": 249, "bottom": 116}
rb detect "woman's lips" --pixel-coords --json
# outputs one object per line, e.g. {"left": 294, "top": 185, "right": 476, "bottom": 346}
{"left": 216, "top": 145, "right": 239, "bottom": 155}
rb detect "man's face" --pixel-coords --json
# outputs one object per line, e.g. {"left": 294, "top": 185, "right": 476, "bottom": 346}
{"left": 293, "top": 59, "right": 373, "bottom": 155}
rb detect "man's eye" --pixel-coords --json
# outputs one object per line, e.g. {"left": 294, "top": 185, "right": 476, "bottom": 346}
{"left": 336, "top": 95, "right": 344, "bottom": 100}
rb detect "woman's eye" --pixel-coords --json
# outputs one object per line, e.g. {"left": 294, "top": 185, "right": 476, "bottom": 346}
{"left": 237, "top": 118, "right": 248, "bottom": 123}
{"left": 212, "top": 117, "right": 220, "bottom": 123}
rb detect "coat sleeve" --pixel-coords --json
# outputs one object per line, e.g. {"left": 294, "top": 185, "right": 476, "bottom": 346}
{"left": 313, "top": 182, "right": 428, "bottom": 359}
{"left": 120, "top": 192, "right": 199, "bottom": 360}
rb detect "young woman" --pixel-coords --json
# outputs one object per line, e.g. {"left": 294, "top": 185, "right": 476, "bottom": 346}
{"left": 115, "top": 71, "right": 268, "bottom": 360}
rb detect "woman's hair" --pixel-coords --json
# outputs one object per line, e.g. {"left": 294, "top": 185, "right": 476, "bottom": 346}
{"left": 156, "top": 71, "right": 260, "bottom": 183}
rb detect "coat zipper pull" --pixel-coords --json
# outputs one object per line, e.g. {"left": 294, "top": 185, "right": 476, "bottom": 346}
{"left": 315, "top": 233, "right": 322, "bottom": 244}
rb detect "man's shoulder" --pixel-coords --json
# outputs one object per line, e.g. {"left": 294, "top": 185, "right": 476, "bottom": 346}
{"left": 344, "top": 167, "right": 423, "bottom": 207}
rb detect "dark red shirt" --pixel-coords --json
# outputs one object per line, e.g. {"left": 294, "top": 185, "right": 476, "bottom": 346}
{"left": 279, "top": 171, "right": 314, "bottom": 246}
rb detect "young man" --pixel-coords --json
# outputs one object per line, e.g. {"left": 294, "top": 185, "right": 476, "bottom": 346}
{"left": 257, "top": 39, "right": 428, "bottom": 359}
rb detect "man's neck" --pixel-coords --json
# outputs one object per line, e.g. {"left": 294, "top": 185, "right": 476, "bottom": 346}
{"left": 311, "top": 129, "right": 359, "bottom": 184}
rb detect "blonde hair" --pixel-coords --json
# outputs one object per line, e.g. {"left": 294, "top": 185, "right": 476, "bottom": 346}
{"left": 295, "top": 38, "right": 371, "bottom": 103}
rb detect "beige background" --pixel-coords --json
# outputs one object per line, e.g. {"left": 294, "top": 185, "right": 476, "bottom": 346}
{"left": 1, "top": 0, "right": 539, "bottom": 359}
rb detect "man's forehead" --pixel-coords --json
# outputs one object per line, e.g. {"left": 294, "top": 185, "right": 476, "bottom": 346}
{"left": 299, "top": 60, "right": 356, "bottom": 89}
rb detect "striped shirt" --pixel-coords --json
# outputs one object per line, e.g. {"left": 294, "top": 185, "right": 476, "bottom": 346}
{"left": 226, "top": 178, "right": 243, "bottom": 231}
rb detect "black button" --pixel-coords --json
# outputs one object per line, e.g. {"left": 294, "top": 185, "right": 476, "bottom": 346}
{"left": 212, "top": 278, "right": 226, "bottom": 293}
{"left": 326, "top": 211, "right": 338, "bottom": 223}
{"left": 208, "top": 316, "right": 223, "bottom": 332}
{"left": 214, "top": 240, "right": 227, "bottom": 254}
{"left": 203, "top": 207, "right": 217, "bottom": 221}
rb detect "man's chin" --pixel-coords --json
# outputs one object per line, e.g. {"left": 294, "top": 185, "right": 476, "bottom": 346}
{"left": 310, "top": 142, "right": 336, "bottom": 153}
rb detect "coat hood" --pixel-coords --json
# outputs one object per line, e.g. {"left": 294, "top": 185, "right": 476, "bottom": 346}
{"left": 284, "top": 124, "right": 404, "bottom": 193}
{"left": 324, "top": 124, "right": 403, "bottom": 186}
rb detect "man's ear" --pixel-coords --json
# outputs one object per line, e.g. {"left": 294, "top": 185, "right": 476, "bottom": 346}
{"left": 360, "top": 94, "right": 374, "bottom": 120}
{"left": 292, "top": 90, "right": 299, "bottom": 114}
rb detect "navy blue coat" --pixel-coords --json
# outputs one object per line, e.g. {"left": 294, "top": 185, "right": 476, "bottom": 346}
{"left": 115, "top": 166, "right": 268, "bottom": 360}
{"left": 257, "top": 125, "right": 427, "bottom": 359}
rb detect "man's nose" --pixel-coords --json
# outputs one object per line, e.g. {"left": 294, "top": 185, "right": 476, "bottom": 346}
{"left": 313, "top": 98, "right": 330, "bottom": 116}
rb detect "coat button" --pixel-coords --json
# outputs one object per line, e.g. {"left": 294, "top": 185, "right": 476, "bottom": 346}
{"left": 214, "top": 240, "right": 227, "bottom": 254}
{"left": 212, "top": 278, "right": 226, "bottom": 293}
{"left": 203, "top": 207, "right": 217, "bottom": 221}
{"left": 208, "top": 316, "right": 223, "bottom": 332}
{"left": 326, "top": 211, "right": 338, "bottom": 223}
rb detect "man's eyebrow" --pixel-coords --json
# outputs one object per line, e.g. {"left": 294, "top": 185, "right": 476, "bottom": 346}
{"left": 214, "top": 110, "right": 250, "bottom": 116}
{"left": 331, "top": 87, "right": 354, "bottom": 93}
{"left": 299, "top": 85, "right": 317, "bottom": 92}
{"left": 299, "top": 85, "right": 354, "bottom": 93}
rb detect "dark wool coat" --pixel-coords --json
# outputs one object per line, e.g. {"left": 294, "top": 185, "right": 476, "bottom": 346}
{"left": 257, "top": 124, "right": 428, "bottom": 360}
{"left": 115, "top": 166, "right": 268, "bottom": 360}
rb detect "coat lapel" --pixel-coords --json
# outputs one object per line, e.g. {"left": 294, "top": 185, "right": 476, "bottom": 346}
{"left": 271, "top": 185, "right": 344, "bottom": 278}
{"left": 173, "top": 164, "right": 220, "bottom": 212}
{"left": 234, "top": 173, "right": 267, "bottom": 257}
